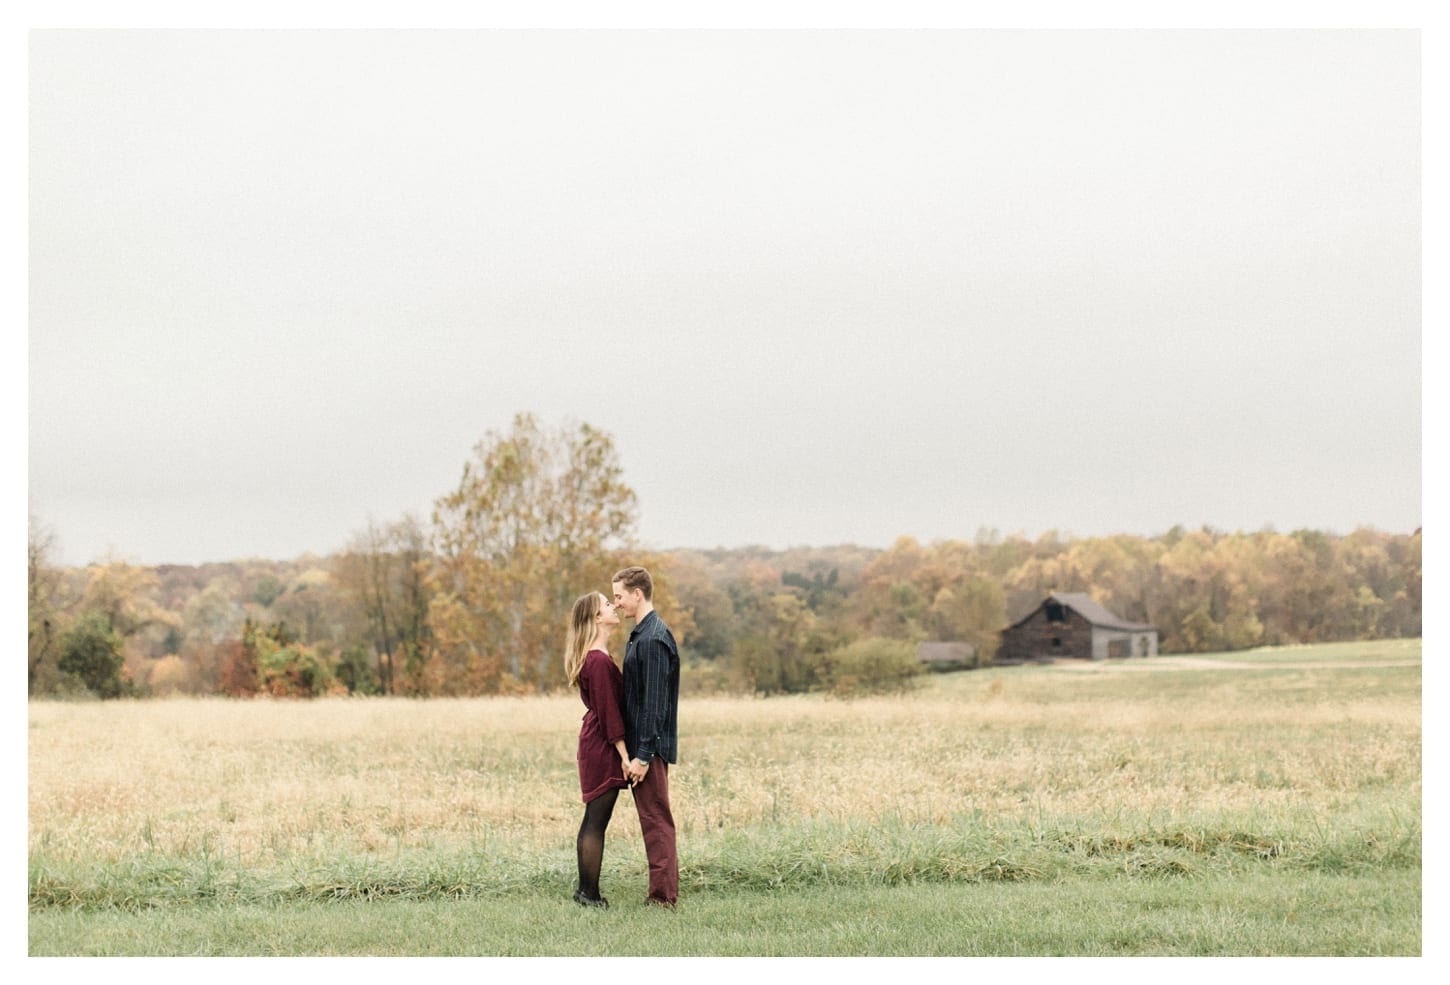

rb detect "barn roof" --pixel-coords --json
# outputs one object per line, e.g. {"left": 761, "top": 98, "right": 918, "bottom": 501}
{"left": 1008, "top": 592, "right": 1156, "bottom": 632}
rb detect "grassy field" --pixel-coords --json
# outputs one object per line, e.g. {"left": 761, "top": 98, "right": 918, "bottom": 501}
{"left": 28, "top": 640, "right": 1422, "bottom": 956}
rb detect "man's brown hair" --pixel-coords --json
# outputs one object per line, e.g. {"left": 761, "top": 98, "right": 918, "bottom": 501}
{"left": 612, "top": 565, "right": 653, "bottom": 601}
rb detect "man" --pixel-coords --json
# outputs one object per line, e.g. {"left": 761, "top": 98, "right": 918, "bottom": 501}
{"left": 611, "top": 565, "right": 680, "bottom": 909}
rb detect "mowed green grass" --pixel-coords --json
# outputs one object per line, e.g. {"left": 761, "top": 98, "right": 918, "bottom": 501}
{"left": 28, "top": 640, "right": 1422, "bottom": 956}
{"left": 29, "top": 870, "right": 1420, "bottom": 957}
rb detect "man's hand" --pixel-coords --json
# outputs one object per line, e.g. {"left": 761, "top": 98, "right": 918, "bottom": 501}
{"left": 626, "top": 757, "right": 651, "bottom": 784}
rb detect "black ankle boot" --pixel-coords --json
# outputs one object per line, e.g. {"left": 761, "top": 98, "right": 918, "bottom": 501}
{"left": 573, "top": 889, "right": 609, "bottom": 908}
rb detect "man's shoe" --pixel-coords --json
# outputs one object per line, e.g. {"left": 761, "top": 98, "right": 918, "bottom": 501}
{"left": 645, "top": 897, "right": 676, "bottom": 910}
{"left": 573, "top": 890, "right": 609, "bottom": 908}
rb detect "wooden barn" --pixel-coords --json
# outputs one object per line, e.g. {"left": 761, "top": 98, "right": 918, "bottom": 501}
{"left": 997, "top": 592, "right": 1158, "bottom": 663}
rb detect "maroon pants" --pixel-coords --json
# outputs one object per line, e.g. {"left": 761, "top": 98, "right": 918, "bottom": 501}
{"left": 632, "top": 759, "right": 678, "bottom": 904}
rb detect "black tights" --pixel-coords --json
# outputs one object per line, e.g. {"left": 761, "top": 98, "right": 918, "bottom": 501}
{"left": 575, "top": 788, "right": 620, "bottom": 900}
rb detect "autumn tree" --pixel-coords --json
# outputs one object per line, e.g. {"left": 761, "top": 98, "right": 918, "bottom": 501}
{"left": 926, "top": 575, "right": 1006, "bottom": 660}
{"left": 853, "top": 536, "right": 932, "bottom": 640}
{"left": 427, "top": 414, "right": 638, "bottom": 694}
{"left": 335, "top": 514, "right": 431, "bottom": 694}
{"left": 1382, "top": 528, "right": 1421, "bottom": 638}
{"left": 77, "top": 559, "right": 173, "bottom": 639}
{"left": 730, "top": 591, "right": 829, "bottom": 694}
{"left": 1130, "top": 528, "right": 1260, "bottom": 652}
{"left": 665, "top": 552, "right": 737, "bottom": 661}
{"left": 218, "top": 634, "right": 260, "bottom": 697}
{"left": 178, "top": 579, "right": 245, "bottom": 693}
{"left": 270, "top": 566, "right": 344, "bottom": 647}
{"left": 848, "top": 537, "right": 1007, "bottom": 660}
{"left": 28, "top": 516, "right": 73, "bottom": 695}
{"left": 70, "top": 559, "right": 178, "bottom": 694}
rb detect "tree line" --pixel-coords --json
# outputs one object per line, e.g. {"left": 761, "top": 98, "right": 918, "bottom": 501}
{"left": 28, "top": 414, "right": 1421, "bottom": 701}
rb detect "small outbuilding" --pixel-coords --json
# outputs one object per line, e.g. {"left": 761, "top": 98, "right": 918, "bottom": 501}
{"left": 997, "top": 592, "right": 1158, "bottom": 663}
{"left": 916, "top": 641, "right": 978, "bottom": 671}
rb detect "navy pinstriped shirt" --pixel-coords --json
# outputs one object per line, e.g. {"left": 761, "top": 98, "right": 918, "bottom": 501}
{"left": 622, "top": 609, "right": 679, "bottom": 764}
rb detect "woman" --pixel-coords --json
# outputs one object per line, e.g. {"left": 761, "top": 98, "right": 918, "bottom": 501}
{"left": 563, "top": 590, "right": 632, "bottom": 908}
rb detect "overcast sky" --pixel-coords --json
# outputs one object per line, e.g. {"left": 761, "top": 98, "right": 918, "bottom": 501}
{"left": 27, "top": 27, "right": 1423, "bottom": 567}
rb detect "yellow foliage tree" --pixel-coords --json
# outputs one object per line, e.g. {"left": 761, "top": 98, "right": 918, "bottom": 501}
{"left": 427, "top": 413, "right": 639, "bottom": 694}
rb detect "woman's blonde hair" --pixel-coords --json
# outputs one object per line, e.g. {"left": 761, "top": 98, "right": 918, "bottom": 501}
{"left": 564, "top": 591, "right": 604, "bottom": 688}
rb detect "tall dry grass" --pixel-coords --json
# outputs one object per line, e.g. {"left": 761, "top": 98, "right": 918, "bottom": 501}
{"left": 29, "top": 646, "right": 1421, "bottom": 875}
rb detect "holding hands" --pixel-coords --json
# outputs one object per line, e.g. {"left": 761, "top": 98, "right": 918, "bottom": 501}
{"left": 625, "top": 757, "right": 650, "bottom": 786}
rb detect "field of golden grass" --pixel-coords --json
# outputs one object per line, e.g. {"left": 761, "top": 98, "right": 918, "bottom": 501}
{"left": 29, "top": 640, "right": 1421, "bottom": 874}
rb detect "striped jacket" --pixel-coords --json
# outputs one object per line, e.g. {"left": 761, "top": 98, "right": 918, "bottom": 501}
{"left": 622, "top": 609, "right": 679, "bottom": 764}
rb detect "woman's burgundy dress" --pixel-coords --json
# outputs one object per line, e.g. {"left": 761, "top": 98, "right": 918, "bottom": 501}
{"left": 577, "top": 648, "right": 630, "bottom": 803}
